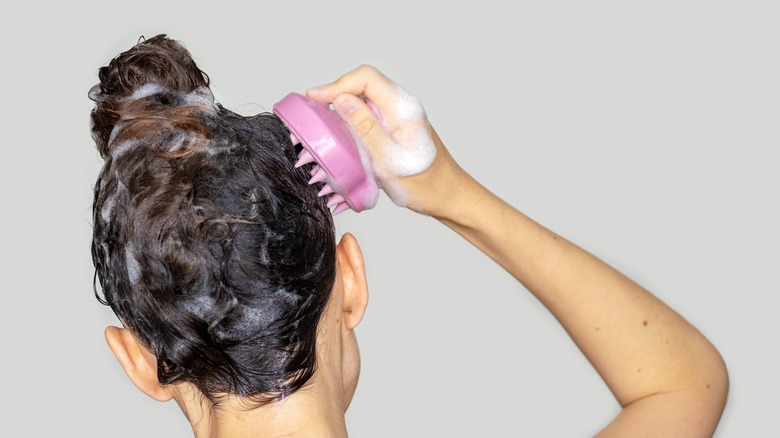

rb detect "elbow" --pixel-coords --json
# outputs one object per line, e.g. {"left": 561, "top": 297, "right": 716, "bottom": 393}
{"left": 708, "top": 347, "right": 729, "bottom": 413}
{"left": 688, "top": 337, "right": 730, "bottom": 433}
{"left": 699, "top": 335, "right": 729, "bottom": 409}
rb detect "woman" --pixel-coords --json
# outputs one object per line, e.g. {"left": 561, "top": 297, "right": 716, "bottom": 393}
{"left": 91, "top": 35, "right": 728, "bottom": 437}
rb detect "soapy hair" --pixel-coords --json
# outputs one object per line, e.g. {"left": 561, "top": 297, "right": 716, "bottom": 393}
{"left": 89, "top": 34, "right": 336, "bottom": 404}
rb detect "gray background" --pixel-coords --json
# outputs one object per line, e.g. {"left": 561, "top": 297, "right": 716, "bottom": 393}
{"left": 1, "top": 0, "right": 776, "bottom": 436}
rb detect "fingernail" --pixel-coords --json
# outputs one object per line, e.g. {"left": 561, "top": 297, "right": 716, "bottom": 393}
{"left": 334, "top": 95, "right": 357, "bottom": 116}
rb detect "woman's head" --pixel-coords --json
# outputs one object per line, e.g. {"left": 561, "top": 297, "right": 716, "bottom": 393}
{"left": 90, "top": 35, "right": 341, "bottom": 405}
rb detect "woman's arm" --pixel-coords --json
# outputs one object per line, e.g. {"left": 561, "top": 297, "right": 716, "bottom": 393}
{"left": 308, "top": 65, "right": 728, "bottom": 437}
{"left": 429, "top": 162, "right": 729, "bottom": 437}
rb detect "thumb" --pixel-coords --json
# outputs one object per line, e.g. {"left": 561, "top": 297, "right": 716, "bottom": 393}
{"left": 333, "top": 93, "right": 390, "bottom": 152}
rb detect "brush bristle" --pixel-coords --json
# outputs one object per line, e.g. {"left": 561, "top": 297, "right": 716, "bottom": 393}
{"left": 298, "top": 149, "right": 350, "bottom": 215}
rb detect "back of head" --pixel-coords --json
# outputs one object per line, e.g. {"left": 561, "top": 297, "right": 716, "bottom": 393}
{"left": 89, "top": 35, "right": 336, "bottom": 404}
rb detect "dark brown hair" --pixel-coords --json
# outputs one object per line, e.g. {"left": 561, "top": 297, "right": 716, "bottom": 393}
{"left": 90, "top": 35, "right": 336, "bottom": 404}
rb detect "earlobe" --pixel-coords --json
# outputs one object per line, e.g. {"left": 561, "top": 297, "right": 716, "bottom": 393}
{"left": 104, "top": 326, "right": 175, "bottom": 402}
{"left": 335, "top": 233, "right": 369, "bottom": 330}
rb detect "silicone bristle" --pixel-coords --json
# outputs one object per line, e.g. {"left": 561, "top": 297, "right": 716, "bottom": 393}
{"left": 295, "top": 150, "right": 316, "bottom": 168}
{"left": 318, "top": 184, "right": 335, "bottom": 197}
{"left": 308, "top": 166, "right": 328, "bottom": 185}
{"left": 290, "top": 133, "right": 300, "bottom": 145}
{"left": 332, "top": 203, "right": 350, "bottom": 215}
{"left": 327, "top": 194, "right": 345, "bottom": 208}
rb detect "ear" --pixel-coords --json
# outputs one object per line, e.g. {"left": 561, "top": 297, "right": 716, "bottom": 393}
{"left": 104, "top": 326, "right": 175, "bottom": 402}
{"left": 335, "top": 233, "right": 369, "bottom": 330}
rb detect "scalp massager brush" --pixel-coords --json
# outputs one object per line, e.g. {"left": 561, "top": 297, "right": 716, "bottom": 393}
{"left": 273, "top": 92, "right": 379, "bottom": 215}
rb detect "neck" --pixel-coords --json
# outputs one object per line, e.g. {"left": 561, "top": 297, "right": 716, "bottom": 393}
{"left": 173, "top": 379, "right": 348, "bottom": 438}
{"left": 171, "top": 284, "right": 354, "bottom": 437}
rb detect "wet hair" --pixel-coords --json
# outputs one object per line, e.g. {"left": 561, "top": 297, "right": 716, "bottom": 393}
{"left": 89, "top": 35, "right": 336, "bottom": 404}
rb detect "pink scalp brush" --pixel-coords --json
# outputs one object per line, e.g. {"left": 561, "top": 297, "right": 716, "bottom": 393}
{"left": 273, "top": 92, "right": 379, "bottom": 215}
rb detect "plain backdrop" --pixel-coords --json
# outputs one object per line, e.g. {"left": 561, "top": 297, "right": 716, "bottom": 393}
{"left": 1, "top": 1, "right": 776, "bottom": 436}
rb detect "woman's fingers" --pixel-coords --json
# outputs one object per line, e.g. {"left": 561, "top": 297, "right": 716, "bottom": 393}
{"left": 332, "top": 93, "right": 391, "bottom": 160}
{"left": 306, "top": 65, "right": 388, "bottom": 99}
{"left": 306, "top": 65, "right": 398, "bottom": 119}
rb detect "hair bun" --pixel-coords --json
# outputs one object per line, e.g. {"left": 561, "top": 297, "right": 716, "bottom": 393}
{"left": 89, "top": 34, "right": 213, "bottom": 158}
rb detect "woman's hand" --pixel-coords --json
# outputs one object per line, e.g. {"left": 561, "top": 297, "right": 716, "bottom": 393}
{"left": 306, "top": 65, "right": 470, "bottom": 217}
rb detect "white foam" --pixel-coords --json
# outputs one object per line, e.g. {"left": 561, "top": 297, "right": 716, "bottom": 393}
{"left": 130, "top": 83, "right": 167, "bottom": 100}
{"left": 108, "top": 123, "right": 123, "bottom": 145}
{"left": 183, "top": 86, "right": 217, "bottom": 110}
{"left": 130, "top": 84, "right": 216, "bottom": 111}
{"left": 165, "top": 131, "right": 198, "bottom": 153}
{"left": 386, "top": 124, "right": 437, "bottom": 177}
{"left": 347, "top": 84, "right": 438, "bottom": 207}
{"left": 183, "top": 292, "right": 217, "bottom": 319}
{"left": 100, "top": 177, "right": 128, "bottom": 223}
{"left": 108, "top": 138, "right": 138, "bottom": 160}
{"left": 392, "top": 84, "right": 426, "bottom": 121}
{"left": 381, "top": 85, "right": 437, "bottom": 177}
{"left": 124, "top": 244, "right": 142, "bottom": 285}
{"left": 100, "top": 193, "right": 116, "bottom": 223}
{"left": 272, "top": 287, "right": 302, "bottom": 306}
